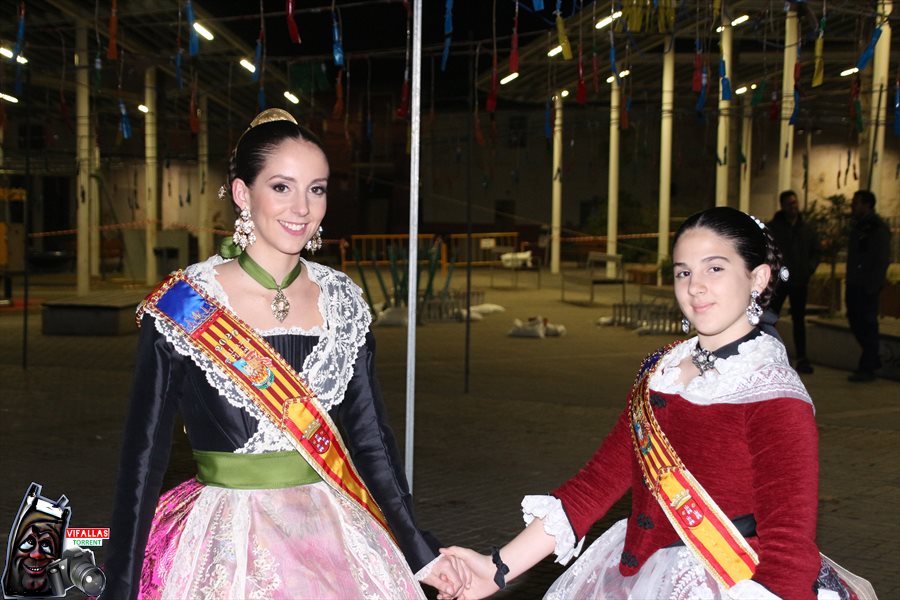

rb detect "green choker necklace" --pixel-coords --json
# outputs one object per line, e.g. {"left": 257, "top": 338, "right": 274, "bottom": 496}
{"left": 237, "top": 252, "right": 303, "bottom": 322}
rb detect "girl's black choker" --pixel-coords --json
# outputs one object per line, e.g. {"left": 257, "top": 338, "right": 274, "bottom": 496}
{"left": 691, "top": 329, "right": 762, "bottom": 375}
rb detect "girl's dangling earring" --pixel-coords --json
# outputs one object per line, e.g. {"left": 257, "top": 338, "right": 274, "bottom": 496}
{"left": 746, "top": 290, "right": 763, "bottom": 325}
{"left": 233, "top": 207, "right": 256, "bottom": 251}
{"left": 681, "top": 317, "right": 691, "bottom": 334}
{"left": 305, "top": 226, "right": 323, "bottom": 254}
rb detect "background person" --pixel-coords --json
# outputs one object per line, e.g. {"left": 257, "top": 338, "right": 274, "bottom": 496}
{"left": 845, "top": 190, "right": 892, "bottom": 383}
{"left": 767, "top": 190, "right": 820, "bottom": 373}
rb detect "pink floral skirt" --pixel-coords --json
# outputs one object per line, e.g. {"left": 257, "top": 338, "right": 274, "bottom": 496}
{"left": 139, "top": 479, "right": 425, "bottom": 600}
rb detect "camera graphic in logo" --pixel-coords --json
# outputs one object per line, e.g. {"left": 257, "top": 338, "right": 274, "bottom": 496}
{"left": 2, "top": 483, "right": 106, "bottom": 599}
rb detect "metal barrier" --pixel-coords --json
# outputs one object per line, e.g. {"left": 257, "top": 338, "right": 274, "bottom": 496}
{"left": 446, "top": 232, "right": 519, "bottom": 266}
{"left": 340, "top": 234, "right": 444, "bottom": 270}
{"left": 340, "top": 232, "right": 521, "bottom": 270}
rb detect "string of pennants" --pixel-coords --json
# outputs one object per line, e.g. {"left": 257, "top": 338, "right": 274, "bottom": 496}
{"left": 2, "top": 0, "right": 894, "bottom": 153}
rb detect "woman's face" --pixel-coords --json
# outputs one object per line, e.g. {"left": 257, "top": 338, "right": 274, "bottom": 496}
{"left": 673, "top": 227, "right": 769, "bottom": 350}
{"left": 233, "top": 137, "right": 329, "bottom": 258}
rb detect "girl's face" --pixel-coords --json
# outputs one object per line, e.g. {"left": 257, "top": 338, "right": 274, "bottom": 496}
{"left": 672, "top": 227, "right": 770, "bottom": 350}
{"left": 232, "top": 137, "right": 329, "bottom": 259}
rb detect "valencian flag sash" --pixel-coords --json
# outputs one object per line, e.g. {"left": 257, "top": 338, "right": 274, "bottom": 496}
{"left": 628, "top": 344, "right": 758, "bottom": 589}
{"left": 137, "top": 272, "right": 396, "bottom": 543}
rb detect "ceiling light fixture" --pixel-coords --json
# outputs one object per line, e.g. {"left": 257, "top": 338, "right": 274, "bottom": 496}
{"left": 560, "top": 89, "right": 569, "bottom": 98}
{"left": 547, "top": 45, "right": 563, "bottom": 57}
{"left": 0, "top": 47, "right": 27, "bottom": 64}
{"left": 0, "top": 92, "right": 19, "bottom": 103}
{"left": 716, "top": 14, "right": 750, "bottom": 33}
{"left": 138, "top": 104, "right": 149, "bottom": 113}
{"left": 840, "top": 67, "right": 859, "bottom": 77}
{"left": 240, "top": 59, "right": 256, "bottom": 73}
{"left": 193, "top": 23, "right": 214, "bottom": 41}
{"left": 735, "top": 86, "right": 748, "bottom": 95}
{"left": 283, "top": 91, "right": 299, "bottom": 104}
{"left": 595, "top": 10, "right": 623, "bottom": 30}
{"left": 606, "top": 69, "right": 630, "bottom": 83}
{"left": 500, "top": 72, "right": 519, "bottom": 85}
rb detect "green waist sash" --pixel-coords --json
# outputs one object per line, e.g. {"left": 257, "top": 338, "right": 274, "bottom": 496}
{"left": 193, "top": 450, "right": 322, "bottom": 489}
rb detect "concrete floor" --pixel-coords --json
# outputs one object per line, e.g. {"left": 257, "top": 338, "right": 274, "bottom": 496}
{"left": 1, "top": 270, "right": 897, "bottom": 599}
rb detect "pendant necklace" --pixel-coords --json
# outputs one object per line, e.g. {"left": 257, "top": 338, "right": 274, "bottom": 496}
{"left": 237, "top": 252, "right": 303, "bottom": 322}
{"left": 690, "top": 329, "right": 763, "bottom": 376}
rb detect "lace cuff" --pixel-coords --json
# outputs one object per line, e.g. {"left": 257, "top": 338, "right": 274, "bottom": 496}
{"left": 521, "top": 495, "right": 585, "bottom": 565}
{"left": 414, "top": 555, "right": 442, "bottom": 581}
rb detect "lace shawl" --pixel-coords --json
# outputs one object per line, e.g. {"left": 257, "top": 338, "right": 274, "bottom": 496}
{"left": 649, "top": 333, "right": 813, "bottom": 408}
{"left": 146, "top": 255, "right": 372, "bottom": 454}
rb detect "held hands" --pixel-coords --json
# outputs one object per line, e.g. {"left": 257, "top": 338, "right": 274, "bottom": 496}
{"left": 422, "top": 554, "right": 472, "bottom": 600}
{"left": 436, "top": 547, "right": 501, "bottom": 600}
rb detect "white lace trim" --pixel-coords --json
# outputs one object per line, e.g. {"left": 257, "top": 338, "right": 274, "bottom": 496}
{"left": 649, "top": 333, "right": 813, "bottom": 409}
{"left": 521, "top": 495, "right": 585, "bottom": 565}
{"left": 148, "top": 256, "right": 371, "bottom": 454}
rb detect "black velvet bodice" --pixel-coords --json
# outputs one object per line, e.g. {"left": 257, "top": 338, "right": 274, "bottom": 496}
{"left": 103, "top": 315, "right": 439, "bottom": 600}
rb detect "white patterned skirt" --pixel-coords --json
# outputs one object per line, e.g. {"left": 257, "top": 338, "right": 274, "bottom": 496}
{"left": 543, "top": 520, "right": 877, "bottom": 600}
{"left": 139, "top": 479, "right": 426, "bottom": 600}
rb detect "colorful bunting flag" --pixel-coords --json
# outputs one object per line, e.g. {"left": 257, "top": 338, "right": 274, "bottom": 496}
{"left": 441, "top": 0, "right": 453, "bottom": 71}
{"left": 812, "top": 16, "right": 825, "bottom": 88}
{"left": 555, "top": 2, "right": 573, "bottom": 60}
{"left": 186, "top": 0, "right": 199, "bottom": 57}
{"left": 107, "top": 0, "right": 118, "bottom": 60}
{"left": 286, "top": 0, "right": 301, "bottom": 44}
{"left": 118, "top": 99, "right": 132, "bottom": 140}
{"left": 332, "top": 10, "right": 345, "bottom": 67}
{"left": 855, "top": 27, "right": 882, "bottom": 72}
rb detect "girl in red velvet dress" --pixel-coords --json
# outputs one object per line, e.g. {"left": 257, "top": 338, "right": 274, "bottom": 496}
{"left": 442, "top": 208, "right": 876, "bottom": 600}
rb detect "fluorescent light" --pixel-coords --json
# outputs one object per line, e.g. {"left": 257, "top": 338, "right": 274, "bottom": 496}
{"left": 283, "top": 91, "right": 299, "bottom": 104}
{"left": 500, "top": 72, "right": 519, "bottom": 85}
{"left": 750, "top": 83, "right": 758, "bottom": 90}
{"left": 717, "top": 14, "right": 750, "bottom": 32}
{"left": 595, "top": 10, "right": 622, "bottom": 30}
{"left": 240, "top": 59, "right": 256, "bottom": 73}
{"left": 560, "top": 89, "right": 569, "bottom": 98}
{"left": 138, "top": 104, "right": 149, "bottom": 113}
{"left": 193, "top": 22, "right": 214, "bottom": 41}
{"left": 0, "top": 47, "right": 27, "bottom": 64}
{"left": 547, "top": 45, "right": 563, "bottom": 57}
{"left": 606, "top": 69, "right": 630, "bottom": 83}
{"left": 735, "top": 86, "right": 748, "bottom": 95}
{"left": 0, "top": 92, "right": 18, "bottom": 103}
{"left": 840, "top": 67, "right": 859, "bottom": 77}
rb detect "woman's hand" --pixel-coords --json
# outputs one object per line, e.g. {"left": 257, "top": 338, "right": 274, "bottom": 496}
{"left": 422, "top": 554, "right": 471, "bottom": 599}
{"left": 437, "top": 547, "right": 500, "bottom": 600}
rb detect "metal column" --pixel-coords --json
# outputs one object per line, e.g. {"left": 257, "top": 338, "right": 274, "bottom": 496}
{"left": 144, "top": 68, "right": 158, "bottom": 286}
{"left": 778, "top": 8, "right": 798, "bottom": 194}
{"left": 657, "top": 36, "right": 674, "bottom": 283}
{"left": 865, "top": 0, "right": 892, "bottom": 198}
{"left": 716, "top": 21, "right": 732, "bottom": 207}
{"left": 198, "top": 94, "right": 212, "bottom": 261}
{"left": 75, "top": 25, "right": 90, "bottom": 296}
{"left": 551, "top": 94, "right": 563, "bottom": 274}
{"left": 607, "top": 78, "right": 620, "bottom": 279}
{"left": 739, "top": 100, "right": 753, "bottom": 214}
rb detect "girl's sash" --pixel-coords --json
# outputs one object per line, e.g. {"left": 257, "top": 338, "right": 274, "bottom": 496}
{"left": 628, "top": 343, "right": 758, "bottom": 589}
{"left": 137, "top": 271, "right": 396, "bottom": 542}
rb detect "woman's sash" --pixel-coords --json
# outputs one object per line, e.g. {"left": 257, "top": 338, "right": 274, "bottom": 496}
{"left": 628, "top": 343, "right": 758, "bottom": 589}
{"left": 137, "top": 271, "right": 396, "bottom": 542}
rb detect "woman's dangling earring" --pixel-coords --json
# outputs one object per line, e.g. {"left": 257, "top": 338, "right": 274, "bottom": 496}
{"left": 305, "top": 226, "right": 323, "bottom": 254}
{"left": 681, "top": 317, "right": 691, "bottom": 334}
{"left": 233, "top": 207, "right": 256, "bottom": 251}
{"left": 746, "top": 290, "right": 763, "bottom": 325}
